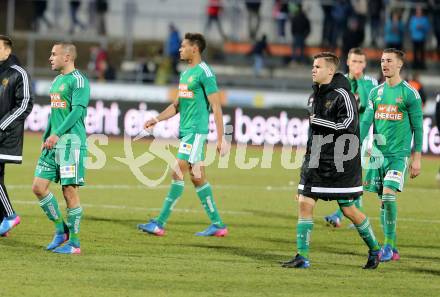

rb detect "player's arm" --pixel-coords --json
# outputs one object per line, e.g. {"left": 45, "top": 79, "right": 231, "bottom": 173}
{"left": 0, "top": 68, "right": 34, "bottom": 133}
{"left": 310, "top": 91, "right": 357, "bottom": 134}
{"left": 45, "top": 77, "right": 90, "bottom": 149}
{"left": 207, "top": 92, "right": 229, "bottom": 156}
{"left": 359, "top": 94, "right": 374, "bottom": 144}
{"left": 144, "top": 98, "right": 179, "bottom": 129}
{"left": 407, "top": 90, "right": 424, "bottom": 179}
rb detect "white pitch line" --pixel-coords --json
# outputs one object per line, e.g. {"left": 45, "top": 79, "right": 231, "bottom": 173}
{"left": 7, "top": 184, "right": 440, "bottom": 193}
{"left": 13, "top": 200, "right": 252, "bottom": 216}
{"left": 12, "top": 200, "right": 440, "bottom": 223}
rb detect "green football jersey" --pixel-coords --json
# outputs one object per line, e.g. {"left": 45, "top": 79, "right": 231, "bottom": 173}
{"left": 177, "top": 61, "right": 218, "bottom": 137}
{"left": 345, "top": 74, "right": 378, "bottom": 121}
{"left": 363, "top": 80, "right": 423, "bottom": 157}
{"left": 49, "top": 70, "right": 90, "bottom": 148}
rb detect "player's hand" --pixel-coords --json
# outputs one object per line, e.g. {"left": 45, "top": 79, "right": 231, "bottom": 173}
{"left": 144, "top": 117, "right": 159, "bottom": 130}
{"left": 409, "top": 155, "right": 421, "bottom": 179}
{"left": 44, "top": 134, "right": 59, "bottom": 150}
{"left": 217, "top": 137, "right": 230, "bottom": 157}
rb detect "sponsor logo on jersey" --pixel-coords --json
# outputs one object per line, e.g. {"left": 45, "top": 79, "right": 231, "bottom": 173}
{"left": 375, "top": 97, "right": 382, "bottom": 101}
{"left": 178, "top": 84, "right": 194, "bottom": 99}
{"left": 384, "top": 170, "right": 403, "bottom": 184}
{"left": 178, "top": 142, "right": 192, "bottom": 155}
{"left": 375, "top": 104, "right": 403, "bottom": 120}
{"left": 50, "top": 93, "right": 67, "bottom": 108}
{"left": 1, "top": 78, "right": 8, "bottom": 87}
{"left": 60, "top": 165, "right": 76, "bottom": 178}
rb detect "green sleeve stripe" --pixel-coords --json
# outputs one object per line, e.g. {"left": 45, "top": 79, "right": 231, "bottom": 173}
{"left": 72, "top": 71, "right": 85, "bottom": 88}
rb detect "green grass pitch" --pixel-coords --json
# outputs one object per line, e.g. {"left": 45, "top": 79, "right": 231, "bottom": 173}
{"left": 1, "top": 133, "right": 440, "bottom": 297}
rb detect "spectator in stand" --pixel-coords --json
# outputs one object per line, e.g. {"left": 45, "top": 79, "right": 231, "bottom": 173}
{"left": 329, "top": 0, "right": 352, "bottom": 50}
{"left": 409, "top": 5, "right": 430, "bottom": 70}
{"left": 341, "top": 17, "right": 365, "bottom": 72}
{"left": 204, "top": 0, "right": 227, "bottom": 40}
{"left": 88, "top": 46, "right": 108, "bottom": 79}
{"left": 321, "top": 0, "right": 335, "bottom": 48}
{"left": 245, "top": 0, "right": 262, "bottom": 41}
{"left": 368, "top": 0, "right": 383, "bottom": 48}
{"left": 428, "top": 0, "right": 440, "bottom": 60}
{"left": 384, "top": 10, "right": 405, "bottom": 50}
{"left": 32, "top": 0, "right": 52, "bottom": 31}
{"left": 69, "top": 0, "right": 87, "bottom": 34}
{"left": 96, "top": 0, "right": 108, "bottom": 35}
{"left": 290, "top": 4, "right": 310, "bottom": 64}
{"left": 250, "top": 34, "right": 270, "bottom": 77}
{"left": 350, "top": 0, "right": 367, "bottom": 34}
{"left": 272, "top": 0, "right": 289, "bottom": 43}
{"left": 165, "top": 24, "right": 181, "bottom": 76}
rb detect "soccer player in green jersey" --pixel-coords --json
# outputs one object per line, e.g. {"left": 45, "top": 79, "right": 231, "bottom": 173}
{"left": 361, "top": 48, "right": 423, "bottom": 261}
{"left": 325, "top": 48, "right": 378, "bottom": 228}
{"left": 31, "top": 42, "right": 90, "bottom": 254}
{"left": 137, "top": 33, "right": 229, "bottom": 237}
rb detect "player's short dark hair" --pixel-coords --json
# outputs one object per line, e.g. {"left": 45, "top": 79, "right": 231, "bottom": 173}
{"left": 53, "top": 42, "right": 77, "bottom": 60}
{"left": 383, "top": 48, "right": 405, "bottom": 62}
{"left": 184, "top": 33, "right": 206, "bottom": 53}
{"left": 0, "top": 35, "right": 13, "bottom": 49}
{"left": 313, "top": 52, "right": 339, "bottom": 68}
{"left": 348, "top": 47, "right": 365, "bottom": 57}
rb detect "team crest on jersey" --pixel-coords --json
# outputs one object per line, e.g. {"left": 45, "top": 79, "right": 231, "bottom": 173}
{"left": 395, "top": 97, "right": 403, "bottom": 104}
{"left": 188, "top": 76, "right": 193, "bottom": 83}
{"left": 1, "top": 78, "right": 8, "bottom": 87}
{"left": 178, "top": 84, "right": 194, "bottom": 99}
{"left": 50, "top": 93, "right": 66, "bottom": 109}
{"left": 59, "top": 84, "right": 65, "bottom": 91}
{"left": 325, "top": 100, "right": 332, "bottom": 109}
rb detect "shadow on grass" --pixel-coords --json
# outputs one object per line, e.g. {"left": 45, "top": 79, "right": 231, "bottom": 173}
{"left": 246, "top": 209, "right": 296, "bottom": 221}
{"left": 0, "top": 237, "right": 44, "bottom": 250}
{"left": 180, "top": 243, "right": 285, "bottom": 263}
{"left": 408, "top": 268, "right": 440, "bottom": 276}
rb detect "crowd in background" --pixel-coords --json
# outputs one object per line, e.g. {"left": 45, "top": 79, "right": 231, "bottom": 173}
{"left": 19, "top": 0, "right": 440, "bottom": 83}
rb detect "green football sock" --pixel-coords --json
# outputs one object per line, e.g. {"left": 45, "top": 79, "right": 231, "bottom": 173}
{"left": 39, "top": 192, "right": 66, "bottom": 234}
{"left": 67, "top": 206, "right": 83, "bottom": 247}
{"left": 297, "top": 218, "right": 313, "bottom": 258}
{"left": 382, "top": 194, "right": 397, "bottom": 248}
{"left": 196, "top": 183, "right": 224, "bottom": 227}
{"left": 380, "top": 200, "right": 385, "bottom": 233}
{"left": 355, "top": 218, "right": 380, "bottom": 251}
{"left": 156, "top": 180, "right": 184, "bottom": 226}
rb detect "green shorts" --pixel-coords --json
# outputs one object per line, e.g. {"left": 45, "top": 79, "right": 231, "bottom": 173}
{"left": 34, "top": 147, "right": 87, "bottom": 186}
{"left": 176, "top": 133, "right": 207, "bottom": 164}
{"left": 363, "top": 156, "right": 409, "bottom": 195}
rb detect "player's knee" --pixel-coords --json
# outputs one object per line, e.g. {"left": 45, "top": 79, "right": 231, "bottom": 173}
{"left": 32, "top": 182, "right": 46, "bottom": 197}
{"left": 190, "top": 175, "right": 205, "bottom": 187}
{"left": 341, "top": 206, "right": 356, "bottom": 220}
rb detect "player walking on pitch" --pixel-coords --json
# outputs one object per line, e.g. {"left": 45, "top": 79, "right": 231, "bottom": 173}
{"left": 281, "top": 52, "right": 381, "bottom": 269}
{"left": 360, "top": 48, "right": 423, "bottom": 262}
{"left": 138, "top": 33, "right": 229, "bottom": 236}
{"left": 325, "top": 47, "right": 378, "bottom": 228}
{"left": 32, "top": 42, "right": 90, "bottom": 254}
